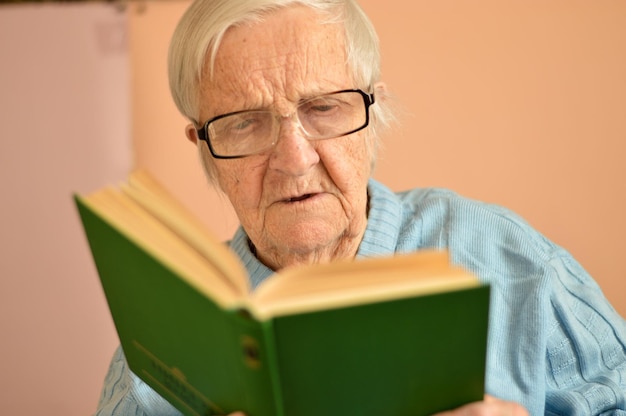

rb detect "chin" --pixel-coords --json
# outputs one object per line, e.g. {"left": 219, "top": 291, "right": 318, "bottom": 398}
{"left": 273, "top": 223, "right": 353, "bottom": 259}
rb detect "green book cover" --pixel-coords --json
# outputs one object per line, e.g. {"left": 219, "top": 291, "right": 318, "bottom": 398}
{"left": 75, "top": 172, "right": 490, "bottom": 416}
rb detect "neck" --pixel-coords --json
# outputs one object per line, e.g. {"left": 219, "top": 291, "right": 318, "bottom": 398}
{"left": 250, "top": 189, "right": 370, "bottom": 271}
{"left": 251, "top": 226, "right": 366, "bottom": 271}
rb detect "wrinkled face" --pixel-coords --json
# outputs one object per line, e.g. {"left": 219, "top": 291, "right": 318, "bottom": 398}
{"left": 192, "top": 5, "right": 374, "bottom": 269}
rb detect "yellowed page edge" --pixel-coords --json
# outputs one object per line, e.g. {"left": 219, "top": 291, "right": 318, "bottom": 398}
{"left": 81, "top": 188, "right": 241, "bottom": 309}
{"left": 252, "top": 250, "right": 451, "bottom": 301}
{"left": 124, "top": 170, "right": 250, "bottom": 293}
{"left": 251, "top": 270, "right": 479, "bottom": 321}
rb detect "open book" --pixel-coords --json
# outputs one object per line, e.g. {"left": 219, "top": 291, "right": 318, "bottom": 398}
{"left": 75, "top": 170, "right": 490, "bottom": 416}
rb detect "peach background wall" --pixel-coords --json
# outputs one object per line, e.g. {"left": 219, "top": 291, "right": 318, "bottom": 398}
{"left": 131, "top": 0, "right": 626, "bottom": 317}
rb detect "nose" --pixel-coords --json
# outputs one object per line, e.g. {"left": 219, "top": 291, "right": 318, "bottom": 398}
{"left": 268, "top": 115, "right": 320, "bottom": 176}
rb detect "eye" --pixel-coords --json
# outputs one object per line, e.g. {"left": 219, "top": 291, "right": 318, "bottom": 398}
{"left": 231, "top": 118, "right": 255, "bottom": 131}
{"left": 228, "top": 114, "right": 262, "bottom": 132}
{"left": 301, "top": 98, "right": 342, "bottom": 116}
{"left": 215, "top": 112, "right": 267, "bottom": 137}
{"left": 310, "top": 102, "right": 337, "bottom": 113}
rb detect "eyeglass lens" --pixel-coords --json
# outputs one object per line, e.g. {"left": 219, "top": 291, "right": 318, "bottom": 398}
{"left": 206, "top": 90, "right": 370, "bottom": 158}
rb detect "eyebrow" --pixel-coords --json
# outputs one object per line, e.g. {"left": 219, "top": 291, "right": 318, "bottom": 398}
{"left": 231, "top": 88, "right": 353, "bottom": 112}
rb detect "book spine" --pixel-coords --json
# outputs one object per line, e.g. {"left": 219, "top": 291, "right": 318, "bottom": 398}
{"left": 260, "top": 319, "right": 285, "bottom": 416}
{"left": 229, "top": 311, "right": 282, "bottom": 416}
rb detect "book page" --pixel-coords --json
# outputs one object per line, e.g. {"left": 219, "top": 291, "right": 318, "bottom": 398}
{"left": 122, "top": 170, "right": 250, "bottom": 294}
{"left": 81, "top": 188, "right": 243, "bottom": 309}
{"left": 250, "top": 251, "right": 480, "bottom": 320}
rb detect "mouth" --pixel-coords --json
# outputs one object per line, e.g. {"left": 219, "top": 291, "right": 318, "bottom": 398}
{"left": 285, "top": 193, "right": 315, "bottom": 203}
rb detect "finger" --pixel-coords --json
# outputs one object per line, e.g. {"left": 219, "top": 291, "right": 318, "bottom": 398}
{"left": 433, "top": 397, "right": 529, "bottom": 416}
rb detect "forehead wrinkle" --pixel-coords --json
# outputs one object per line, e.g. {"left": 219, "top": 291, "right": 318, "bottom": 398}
{"left": 199, "top": 6, "right": 350, "bottom": 120}
{"left": 207, "top": 50, "right": 311, "bottom": 117}
{"left": 203, "top": 46, "right": 291, "bottom": 115}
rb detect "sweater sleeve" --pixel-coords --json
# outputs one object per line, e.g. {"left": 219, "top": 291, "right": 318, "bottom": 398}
{"left": 95, "top": 346, "right": 182, "bottom": 416}
{"left": 544, "top": 253, "right": 626, "bottom": 415}
{"left": 463, "top": 207, "right": 626, "bottom": 415}
{"left": 407, "top": 190, "right": 626, "bottom": 414}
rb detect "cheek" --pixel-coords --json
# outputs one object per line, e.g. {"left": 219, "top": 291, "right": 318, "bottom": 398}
{"left": 321, "top": 135, "right": 373, "bottom": 188}
{"left": 215, "top": 159, "right": 267, "bottom": 210}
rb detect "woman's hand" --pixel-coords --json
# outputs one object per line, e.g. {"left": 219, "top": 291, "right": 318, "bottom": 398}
{"left": 433, "top": 395, "right": 529, "bottom": 416}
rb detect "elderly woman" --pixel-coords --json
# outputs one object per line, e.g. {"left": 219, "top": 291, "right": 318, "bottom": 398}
{"left": 96, "top": 0, "right": 626, "bottom": 415}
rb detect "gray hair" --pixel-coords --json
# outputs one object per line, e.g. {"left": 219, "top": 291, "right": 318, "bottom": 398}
{"left": 168, "top": 0, "right": 395, "bottom": 179}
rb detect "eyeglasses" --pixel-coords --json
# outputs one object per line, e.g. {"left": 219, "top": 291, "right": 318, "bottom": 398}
{"left": 196, "top": 89, "right": 375, "bottom": 159}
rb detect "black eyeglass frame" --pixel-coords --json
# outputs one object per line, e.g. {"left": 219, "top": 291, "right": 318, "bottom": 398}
{"left": 196, "top": 88, "right": 376, "bottom": 159}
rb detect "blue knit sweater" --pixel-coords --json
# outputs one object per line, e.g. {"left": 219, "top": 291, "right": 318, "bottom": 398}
{"left": 96, "top": 179, "right": 626, "bottom": 415}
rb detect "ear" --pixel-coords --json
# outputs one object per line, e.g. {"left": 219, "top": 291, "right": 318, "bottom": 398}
{"left": 373, "top": 81, "right": 388, "bottom": 99}
{"left": 185, "top": 124, "right": 199, "bottom": 145}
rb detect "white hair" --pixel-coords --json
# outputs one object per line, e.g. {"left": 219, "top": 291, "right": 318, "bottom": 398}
{"left": 168, "top": 0, "right": 395, "bottom": 181}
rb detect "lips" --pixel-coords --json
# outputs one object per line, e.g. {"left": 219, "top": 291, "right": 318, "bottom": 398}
{"left": 287, "top": 193, "right": 314, "bottom": 202}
